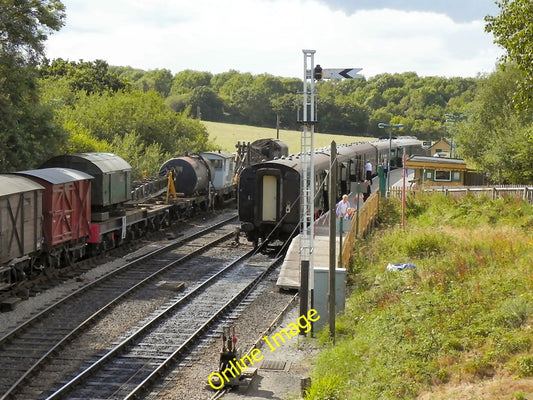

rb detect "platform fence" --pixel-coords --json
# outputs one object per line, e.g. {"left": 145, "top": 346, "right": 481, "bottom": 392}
{"left": 341, "top": 190, "right": 380, "bottom": 268}
{"left": 389, "top": 185, "right": 533, "bottom": 203}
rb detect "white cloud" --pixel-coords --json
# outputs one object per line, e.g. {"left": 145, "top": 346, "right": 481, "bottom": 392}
{"left": 46, "top": 0, "right": 503, "bottom": 78}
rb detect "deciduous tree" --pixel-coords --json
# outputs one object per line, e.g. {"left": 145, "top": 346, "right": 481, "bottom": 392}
{"left": 0, "top": 0, "right": 66, "bottom": 170}
{"left": 456, "top": 64, "right": 533, "bottom": 183}
{"left": 485, "top": 0, "right": 533, "bottom": 111}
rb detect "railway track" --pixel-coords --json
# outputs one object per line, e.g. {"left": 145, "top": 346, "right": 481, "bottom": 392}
{"left": 0, "top": 213, "right": 257, "bottom": 400}
{"left": 45, "top": 251, "right": 280, "bottom": 400}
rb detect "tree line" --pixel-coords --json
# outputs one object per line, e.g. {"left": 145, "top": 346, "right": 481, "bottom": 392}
{"left": 112, "top": 65, "right": 480, "bottom": 140}
{"left": 1, "top": 0, "right": 533, "bottom": 183}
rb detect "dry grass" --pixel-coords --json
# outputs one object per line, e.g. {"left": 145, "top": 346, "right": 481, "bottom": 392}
{"left": 418, "top": 373, "right": 533, "bottom": 400}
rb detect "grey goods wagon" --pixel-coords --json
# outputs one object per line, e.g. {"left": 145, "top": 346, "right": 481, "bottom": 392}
{"left": 0, "top": 175, "right": 44, "bottom": 290}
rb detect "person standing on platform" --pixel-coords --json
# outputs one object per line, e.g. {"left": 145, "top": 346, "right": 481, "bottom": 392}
{"left": 336, "top": 194, "right": 351, "bottom": 219}
{"left": 362, "top": 180, "right": 371, "bottom": 202}
{"left": 365, "top": 160, "right": 372, "bottom": 183}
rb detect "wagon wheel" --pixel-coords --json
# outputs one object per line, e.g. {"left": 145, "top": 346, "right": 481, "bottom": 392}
{"left": 46, "top": 254, "right": 53, "bottom": 269}
{"left": 62, "top": 250, "right": 72, "bottom": 266}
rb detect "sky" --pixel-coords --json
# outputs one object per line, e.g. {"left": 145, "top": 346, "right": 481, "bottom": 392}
{"left": 45, "top": 0, "right": 504, "bottom": 80}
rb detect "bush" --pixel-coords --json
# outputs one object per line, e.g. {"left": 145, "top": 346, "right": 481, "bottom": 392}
{"left": 514, "top": 355, "right": 533, "bottom": 377}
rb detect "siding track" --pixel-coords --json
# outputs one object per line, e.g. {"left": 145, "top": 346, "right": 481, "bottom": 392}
{"left": 0, "top": 214, "right": 267, "bottom": 400}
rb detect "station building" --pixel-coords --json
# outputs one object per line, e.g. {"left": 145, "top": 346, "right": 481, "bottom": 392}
{"left": 428, "top": 138, "right": 453, "bottom": 157}
{"left": 405, "top": 155, "right": 467, "bottom": 186}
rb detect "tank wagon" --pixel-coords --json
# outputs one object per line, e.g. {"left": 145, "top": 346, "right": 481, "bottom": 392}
{"left": 159, "top": 154, "right": 214, "bottom": 198}
{"left": 238, "top": 137, "right": 422, "bottom": 245}
{"left": 159, "top": 151, "right": 236, "bottom": 209}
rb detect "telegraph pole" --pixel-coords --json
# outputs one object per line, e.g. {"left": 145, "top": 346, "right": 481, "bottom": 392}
{"left": 328, "top": 141, "right": 337, "bottom": 341}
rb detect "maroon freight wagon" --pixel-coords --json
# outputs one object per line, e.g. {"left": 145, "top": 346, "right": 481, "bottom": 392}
{"left": 15, "top": 168, "right": 93, "bottom": 267}
{"left": 0, "top": 175, "right": 44, "bottom": 290}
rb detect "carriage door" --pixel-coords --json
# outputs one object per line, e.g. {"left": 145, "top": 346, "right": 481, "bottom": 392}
{"left": 352, "top": 156, "right": 361, "bottom": 181}
{"left": 340, "top": 162, "right": 348, "bottom": 195}
{"left": 262, "top": 175, "right": 277, "bottom": 222}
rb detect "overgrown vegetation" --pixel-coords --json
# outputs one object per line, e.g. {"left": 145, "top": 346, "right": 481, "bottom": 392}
{"left": 36, "top": 60, "right": 213, "bottom": 177}
{"left": 306, "top": 193, "right": 533, "bottom": 399}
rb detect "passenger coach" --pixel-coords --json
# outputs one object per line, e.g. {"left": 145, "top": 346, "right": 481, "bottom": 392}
{"left": 238, "top": 137, "right": 422, "bottom": 246}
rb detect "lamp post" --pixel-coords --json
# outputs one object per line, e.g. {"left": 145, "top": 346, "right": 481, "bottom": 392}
{"left": 378, "top": 122, "right": 404, "bottom": 194}
{"left": 444, "top": 114, "right": 466, "bottom": 158}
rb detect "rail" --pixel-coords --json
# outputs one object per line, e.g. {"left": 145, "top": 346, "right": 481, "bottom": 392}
{"left": 0, "top": 216, "right": 238, "bottom": 400}
{"left": 46, "top": 251, "right": 282, "bottom": 400}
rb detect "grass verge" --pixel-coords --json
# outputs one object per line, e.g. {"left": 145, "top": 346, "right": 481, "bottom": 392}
{"left": 306, "top": 192, "right": 533, "bottom": 399}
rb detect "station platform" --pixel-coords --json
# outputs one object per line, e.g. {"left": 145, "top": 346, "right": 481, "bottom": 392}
{"left": 276, "top": 168, "right": 412, "bottom": 290}
{"left": 276, "top": 190, "right": 358, "bottom": 290}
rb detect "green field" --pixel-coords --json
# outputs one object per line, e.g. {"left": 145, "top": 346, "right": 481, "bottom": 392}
{"left": 202, "top": 121, "right": 376, "bottom": 154}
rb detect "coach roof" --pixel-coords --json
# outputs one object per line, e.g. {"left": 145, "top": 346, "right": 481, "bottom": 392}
{"left": 15, "top": 168, "right": 94, "bottom": 184}
{"left": 0, "top": 174, "right": 44, "bottom": 196}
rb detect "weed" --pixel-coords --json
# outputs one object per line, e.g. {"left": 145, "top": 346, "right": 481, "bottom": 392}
{"left": 514, "top": 355, "right": 533, "bottom": 377}
{"left": 303, "top": 375, "right": 343, "bottom": 400}
{"left": 513, "top": 392, "right": 529, "bottom": 400}
{"left": 402, "top": 229, "right": 450, "bottom": 258}
{"left": 494, "top": 297, "right": 533, "bottom": 328}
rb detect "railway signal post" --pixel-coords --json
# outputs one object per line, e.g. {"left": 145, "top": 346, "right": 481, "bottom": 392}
{"left": 298, "top": 49, "right": 317, "bottom": 321}
{"left": 298, "top": 50, "right": 362, "bottom": 335}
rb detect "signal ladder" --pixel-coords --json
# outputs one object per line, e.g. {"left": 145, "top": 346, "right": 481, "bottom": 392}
{"left": 299, "top": 50, "right": 317, "bottom": 267}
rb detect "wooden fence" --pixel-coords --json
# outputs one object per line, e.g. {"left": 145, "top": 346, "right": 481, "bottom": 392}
{"left": 341, "top": 190, "right": 380, "bottom": 268}
{"left": 389, "top": 185, "right": 533, "bottom": 203}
